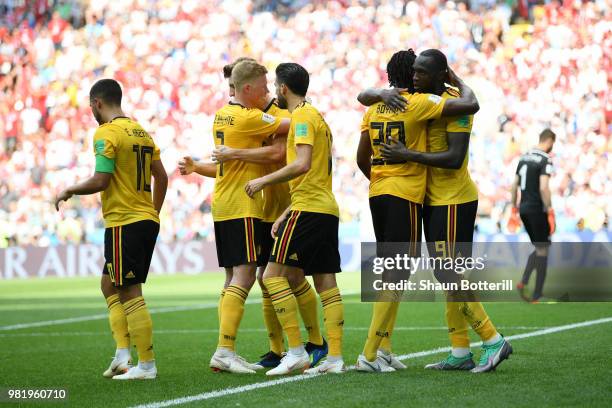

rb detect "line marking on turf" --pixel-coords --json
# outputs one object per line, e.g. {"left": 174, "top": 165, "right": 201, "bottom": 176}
{"left": 0, "top": 291, "right": 361, "bottom": 331}
{"left": 0, "top": 326, "right": 554, "bottom": 338}
{"left": 129, "top": 316, "right": 612, "bottom": 408}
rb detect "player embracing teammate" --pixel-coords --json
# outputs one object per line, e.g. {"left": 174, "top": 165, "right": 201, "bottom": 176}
{"left": 357, "top": 49, "right": 513, "bottom": 373}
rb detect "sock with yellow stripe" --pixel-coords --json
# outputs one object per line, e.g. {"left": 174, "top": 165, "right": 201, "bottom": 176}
{"left": 293, "top": 279, "right": 323, "bottom": 345}
{"left": 261, "top": 288, "right": 284, "bottom": 355}
{"left": 264, "top": 277, "right": 302, "bottom": 348}
{"left": 218, "top": 285, "right": 249, "bottom": 351}
{"left": 379, "top": 301, "right": 399, "bottom": 353}
{"left": 320, "top": 287, "right": 344, "bottom": 358}
{"left": 459, "top": 301, "right": 499, "bottom": 342}
{"left": 123, "top": 296, "right": 154, "bottom": 362}
{"left": 446, "top": 301, "right": 470, "bottom": 356}
{"left": 106, "top": 294, "right": 130, "bottom": 349}
{"left": 217, "top": 289, "right": 225, "bottom": 325}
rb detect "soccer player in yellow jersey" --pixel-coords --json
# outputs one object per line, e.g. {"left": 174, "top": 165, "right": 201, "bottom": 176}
{"left": 180, "top": 59, "right": 325, "bottom": 370}
{"left": 213, "top": 96, "right": 328, "bottom": 369}
{"left": 246, "top": 63, "right": 345, "bottom": 375}
{"left": 208, "top": 60, "right": 295, "bottom": 374}
{"left": 355, "top": 50, "right": 481, "bottom": 372}
{"left": 380, "top": 49, "right": 513, "bottom": 373}
{"left": 54, "top": 79, "right": 168, "bottom": 380}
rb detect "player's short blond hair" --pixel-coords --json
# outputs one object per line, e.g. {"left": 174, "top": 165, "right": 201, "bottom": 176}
{"left": 231, "top": 60, "right": 268, "bottom": 91}
{"left": 223, "top": 57, "right": 257, "bottom": 79}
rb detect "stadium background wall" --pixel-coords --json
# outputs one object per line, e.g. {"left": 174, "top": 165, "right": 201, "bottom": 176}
{"left": 0, "top": 232, "right": 610, "bottom": 279}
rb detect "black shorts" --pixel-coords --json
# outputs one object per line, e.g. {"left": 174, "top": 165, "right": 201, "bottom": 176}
{"left": 369, "top": 194, "right": 422, "bottom": 256}
{"left": 423, "top": 200, "right": 477, "bottom": 258}
{"left": 103, "top": 220, "right": 159, "bottom": 287}
{"left": 520, "top": 212, "right": 551, "bottom": 246}
{"left": 214, "top": 218, "right": 262, "bottom": 268}
{"left": 269, "top": 211, "right": 341, "bottom": 275}
{"left": 258, "top": 222, "right": 275, "bottom": 267}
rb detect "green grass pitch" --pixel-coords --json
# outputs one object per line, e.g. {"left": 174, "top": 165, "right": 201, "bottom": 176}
{"left": 1, "top": 272, "right": 610, "bottom": 407}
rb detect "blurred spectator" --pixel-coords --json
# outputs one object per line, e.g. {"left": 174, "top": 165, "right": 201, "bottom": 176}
{"left": 0, "top": 0, "right": 609, "bottom": 247}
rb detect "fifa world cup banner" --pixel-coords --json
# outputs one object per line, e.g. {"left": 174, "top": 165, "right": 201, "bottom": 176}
{"left": 0, "top": 242, "right": 218, "bottom": 280}
{"left": 360, "top": 242, "right": 612, "bottom": 302}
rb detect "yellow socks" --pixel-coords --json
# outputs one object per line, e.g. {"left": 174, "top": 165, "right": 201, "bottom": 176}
{"left": 293, "top": 279, "right": 323, "bottom": 345}
{"left": 217, "top": 288, "right": 225, "bottom": 325}
{"left": 379, "top": 301, "right": 399, "bottom": 353}
{"left": 320, "top": 287, "right": 344, "bottom": 358}
{"left": 446, "top": 301, "right": 470, "bottom": 348}
{"left": 106, "top": 294, "right": 130, "bottom": 349}
{"left": 459, "top": 301, "right": 498, "bottom": 342}
{"left": 261, "top": 288, "right": 284, "bottom": 355}
{"left": 264, "top": 277, "right": 302, "bottom": 348}
{"left": 363, "top": 301, "right": 395, "bottom": 361}
{"left": 123, "top": 296, "right": 154, "bottom": 362}
{"left": 218, "top": 285, "right": 248, "bottom": 350}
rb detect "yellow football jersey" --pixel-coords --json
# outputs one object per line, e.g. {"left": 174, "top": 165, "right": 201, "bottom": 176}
{"left": 425, "top": 90, "right": 478, "bottom": 205}
{"left": 360, "top": 92, "right": 446, "bottom": 204}
{"left": 211, "top": 102, "right": 283, "bottom": 221}
{"left": 286, "top": 102, "right": 339, "bottom": 217}
{"left": 93, "top": 117, "right": 160, "bottom": 228}
{"left": 262, "top": 99, "right": 292, "bottom": 222}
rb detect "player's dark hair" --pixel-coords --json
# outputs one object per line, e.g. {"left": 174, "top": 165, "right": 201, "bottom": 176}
{"left": 386, "top": 49, "right": 416, "bottom": 91}
{"left": 419, "top": 49, "right": 448, "bottom": 74}
{"left": 275, "top": 63, "right": 309, "bottom": 96}
{"left": 89, "top": 79, "right": 122, "bottom": 106}
{"left": 539, "top": 128, "right": 556, "bottom": 142}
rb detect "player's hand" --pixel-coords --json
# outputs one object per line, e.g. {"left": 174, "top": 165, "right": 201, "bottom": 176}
{"left": 446, "top": 66, "right": 461, "bottom": 87}
{"left": 507, "top": 207, "right": 521, "bottom": 233}
{"left": 380, "top": 88, "right": 408, "bottom": 112}
{"left": 245, "top": 178, "right": 266, "bottom": 198}
{"left": 271, "top": 213, "right": 288, "bottom": 238}
{"left": 212, "top": 146, "right": 234, "bottom": 163}
{"left": 547, "top": 208, "right": 556, "bottom": 235}
{"left": 380, "top": 138, "right": 409, "bottom": 163}
{"left": 54, "top": 190, "right": 73, "bottom": 211}
{"left": 178, "top": 156, "right": 195, "bottom": 175}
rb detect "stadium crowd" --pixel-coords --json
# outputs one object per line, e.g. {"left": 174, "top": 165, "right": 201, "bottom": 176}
{"left": 0, "top": 0, "right": 609, "bottom": 247}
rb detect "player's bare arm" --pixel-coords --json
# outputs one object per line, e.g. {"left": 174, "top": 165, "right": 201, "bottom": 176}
{"left": 212, "top": 134, "right": 287, "bottom": 165}
{"left": 178, "top": 156, "right": 217, "bottom": 178}
{"left": 357, "top": 88, "right": 408, "bottom": 111}
{"left": 356, "top": 130, "right": 373, "bottom": 179}
{"left": 380, "top": 132, "right": 469, "bottom": 169}
{"left": 271, "top": 206, "right": 291, "bottom": 238}
{"left": 151, "top": 160, "right": 168, "bottom": 214}
{"left": 245, "top": 144, "right": 312, "bottom": 198}
{"left": 54, "top": 171, "right": 112, "bottom": 211}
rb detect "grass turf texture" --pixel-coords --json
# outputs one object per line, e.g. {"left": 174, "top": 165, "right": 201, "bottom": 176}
{"left": 0, "top": 273, "right": 610, "bottom": 407}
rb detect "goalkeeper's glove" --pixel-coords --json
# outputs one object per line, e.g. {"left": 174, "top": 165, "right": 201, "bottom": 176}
{"left": 547, "top": 208, "right": 556, "bottom": 235}
{"left": 507, "top": 207, "right": 521, "bottom": 233}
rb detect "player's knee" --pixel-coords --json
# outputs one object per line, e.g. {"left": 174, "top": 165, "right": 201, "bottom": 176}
{"left": 100, "top": 275, "right": 115, "bottom": 298}
{"left": 313, "top": 274, "right": 336, "bottom": 293}
{"left": 286, "top": 273, "right": 304, "bottom": 290}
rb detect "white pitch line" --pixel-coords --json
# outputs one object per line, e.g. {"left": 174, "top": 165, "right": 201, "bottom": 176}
{"left": 130, "top": 316, "right": 612, "bottom": 408}
{"left": 0, "top": 303, "right": 219, "bottom": 331}
{"left": 0, "top": 291, "right": 361, "bottom": 331}
{"left": 0, "top": 326, "right": 553, "bottom": 338}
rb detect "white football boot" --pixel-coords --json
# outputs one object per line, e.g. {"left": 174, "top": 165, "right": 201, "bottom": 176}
{"left": 304, "top": 358, "right": 346, "bottom": 374}
{"left": 266, "top": 349, "right": 310, "bottom": 376}
{"left": 377, "top": 349, "right": 407, "bottom": 370}
{"left": 355, "top": 354, "right": 396, "bottom": 373}
{"left": 113, "top": 364, "right": 157, "bottom": 380}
